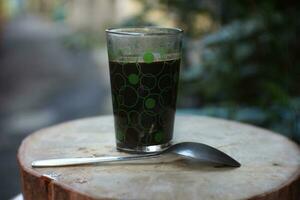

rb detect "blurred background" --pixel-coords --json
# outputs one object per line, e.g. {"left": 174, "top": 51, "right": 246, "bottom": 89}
{"left": 0, "top": 0, "right": 299, "bottom": 198}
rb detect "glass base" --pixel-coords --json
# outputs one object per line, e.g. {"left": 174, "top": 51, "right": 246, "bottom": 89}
{"left": 117, "top": 142, "right": 171, "bottom": 154}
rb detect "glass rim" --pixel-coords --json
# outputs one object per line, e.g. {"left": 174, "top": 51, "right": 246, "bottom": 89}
{"left": 106, "top": 27, "right": 183, "bottom": 36}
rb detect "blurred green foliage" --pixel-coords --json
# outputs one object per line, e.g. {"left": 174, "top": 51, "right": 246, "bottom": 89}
{"left": 131, "top": 0, "right": 300, "bottom": 142}
{"left": 62, "top": 0, "right": 300, "bottom": 141}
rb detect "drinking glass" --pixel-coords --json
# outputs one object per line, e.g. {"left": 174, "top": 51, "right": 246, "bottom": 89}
{"left": 106, "top": 27, "right": 183, "bottom": 153}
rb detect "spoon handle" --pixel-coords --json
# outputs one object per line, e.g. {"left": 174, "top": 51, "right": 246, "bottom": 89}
{"left": 31, "top": 154, "right": 160, "bottom": 168}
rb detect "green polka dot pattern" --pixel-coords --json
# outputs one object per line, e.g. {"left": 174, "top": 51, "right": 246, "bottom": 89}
{"left": 143, "top": 52, "right": 154, "bottom": 63}
{"left": 109, "top": 59, "right": 180, "bottom": 149}
{"left": 154, "top": 131, "right": 163, "bottom": 142}
{"left": 145, "top": 98, "right": 156, "bottom": 109}
{"left": 128, "top": 74, "right": 139, "bottom": 85}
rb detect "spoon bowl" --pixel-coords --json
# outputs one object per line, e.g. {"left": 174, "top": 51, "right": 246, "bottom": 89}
{"left": 163, "top": 142, "right": 241, "bottom": 167}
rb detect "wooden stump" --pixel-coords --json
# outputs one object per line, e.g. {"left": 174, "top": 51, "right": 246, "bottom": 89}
{"left": 18, "top": 115, "right": 300, "bottom": 200}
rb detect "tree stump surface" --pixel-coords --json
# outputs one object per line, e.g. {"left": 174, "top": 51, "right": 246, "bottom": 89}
{"left": 18, "top": 115, "right": 300, "bottom": 200}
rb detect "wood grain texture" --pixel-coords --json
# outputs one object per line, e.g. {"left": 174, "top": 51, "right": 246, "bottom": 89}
{"left": 18, "top": 115, "right": 300, "bottom": 200}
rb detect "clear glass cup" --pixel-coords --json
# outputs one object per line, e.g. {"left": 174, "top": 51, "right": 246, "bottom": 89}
{"left": 106, "top": 27, "right": 183, "bottom": 153}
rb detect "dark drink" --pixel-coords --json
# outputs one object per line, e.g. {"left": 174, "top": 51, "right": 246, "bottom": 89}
{"left": 109, "top": 59, "right": 180, "bottom": 151}
{"left": 106, "top": 27, "right": 183, "bottom": 152}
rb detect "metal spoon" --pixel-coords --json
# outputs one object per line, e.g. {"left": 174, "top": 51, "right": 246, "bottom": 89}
{"left": 31, "top": 142, "right": 241, "bottom": 168}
